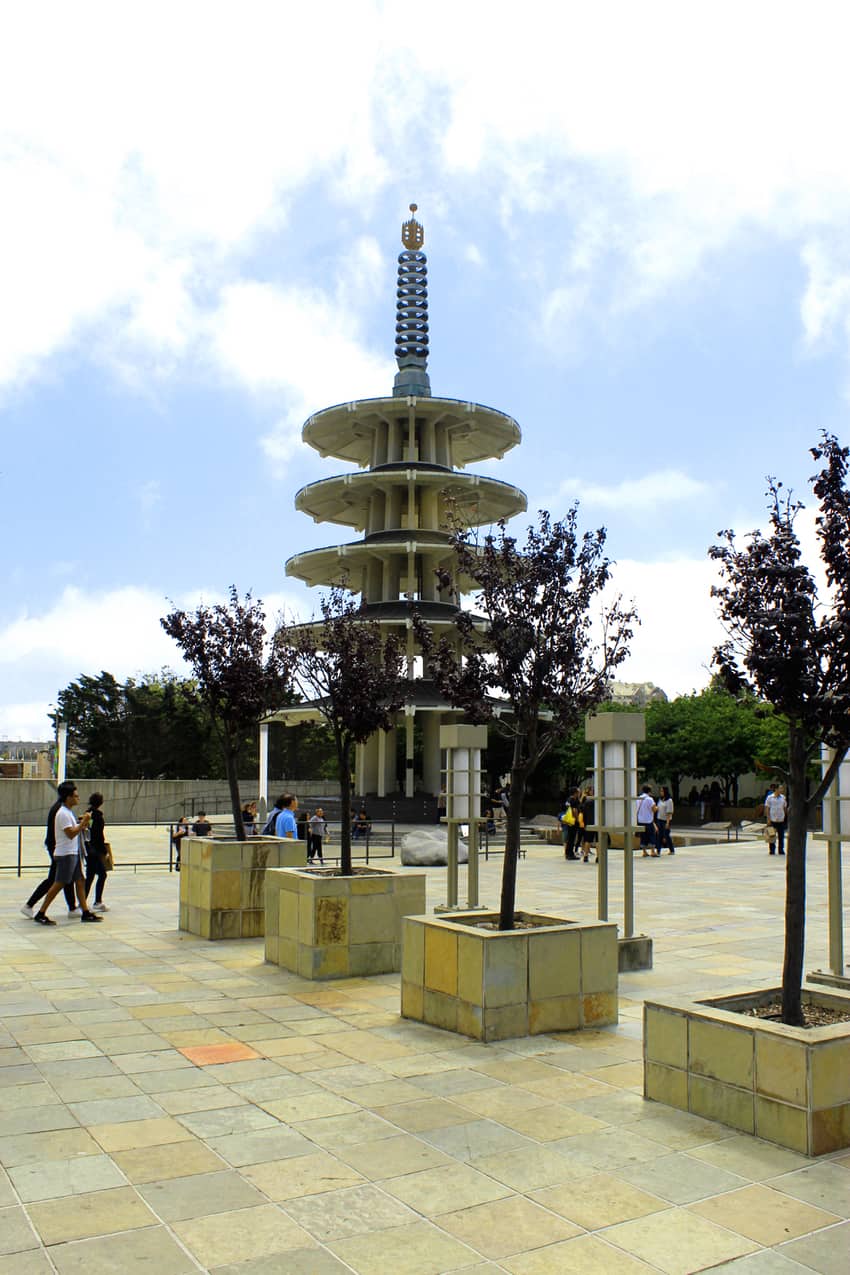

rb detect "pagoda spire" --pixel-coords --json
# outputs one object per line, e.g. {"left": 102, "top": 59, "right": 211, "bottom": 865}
{"left": 393, "top": 203, "right": 431, "bottom": 398}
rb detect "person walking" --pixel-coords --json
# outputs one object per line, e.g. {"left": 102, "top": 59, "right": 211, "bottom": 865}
{"left": 83, "top": 793, "right": 110, "bottom": 911}
{"left": 765, "top": 784, "right": 788, "bottom": 855}
{"left": 172, "top": 816, "right": 188, "bottom": 870}
{"left": 192, "top": 811, "right": 211, "bottom": 837}
{"left": 32, "top": 782, "right": 102, "bottom": 925}
{"left": 655, "top": 785, "right": 675, "bottom": 854}
{"left": 261, "top": 796, "right": 285, "bottom": 835}
{"left": 21, "top": 786, "right": 79, "bottom": 917}
{"left": 309, "top": 808, "right": 327, "bottom": 864}
{"left": 636, "top": 785, "right": 658, "bottom": 857}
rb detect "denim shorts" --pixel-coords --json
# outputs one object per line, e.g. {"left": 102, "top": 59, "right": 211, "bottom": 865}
{"left": 53, "top": 853, "right": 82, "bottom": 885}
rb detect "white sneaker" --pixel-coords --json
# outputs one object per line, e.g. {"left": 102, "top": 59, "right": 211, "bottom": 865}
{"left": 92, "top": 902, "right": 109, "bottom": 912}
{"left": 20, "top": 904, "right": 34, "bottom": 918}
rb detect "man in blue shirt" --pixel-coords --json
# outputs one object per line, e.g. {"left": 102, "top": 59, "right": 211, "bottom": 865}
{"left": 275, "top": 794, "right": 298, "bottom": 840}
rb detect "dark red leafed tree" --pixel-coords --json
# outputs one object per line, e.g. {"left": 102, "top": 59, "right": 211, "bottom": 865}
{"left": 709, "top": 433, "right": 850, "bottom": 1025}
{"left": 417, "top": 509, "right": 636, "bottom": 931}
{"left": 276, "top": 586, "right": 406, "bottom": 875}
{"left": 161, "top": 588, "right": 294, "bottom": 841}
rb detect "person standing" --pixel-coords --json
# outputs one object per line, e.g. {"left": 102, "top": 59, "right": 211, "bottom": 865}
{"left": 192, "top": 811, "right": 212, "bottom": 837}
{"left": 579, "top": 787, "right": 596, "bottom": 863}
{"left": 655, "top": 785, "right": 675, "bottom": 854}
{"left": 21, "top": 785, "right": 79, "bottom": 917}
{"left": 561, "top": 789, "right": 580, "bottom": 860}
{"left": 33, "top": 783, "right": 102, "bottom": 925}
{"left": 261, "top": 796, "right": 285, "bottom": 835}
{"left": 309, "top": 808, "right": 327, "bottom": 864}
{"left": 636, "top": 785, "right": 658, "bottom": 857}
{"left": 83, "top": 793, "right": 110, "bottom": 911}
{"left": 172, "top": 816, "right": 188, "bottom": 870}
{"left": 765, "top": 784, "right": 788, "bottom": 855}
{"left": 275, "top": 794, "right": 299, "bottom": 839}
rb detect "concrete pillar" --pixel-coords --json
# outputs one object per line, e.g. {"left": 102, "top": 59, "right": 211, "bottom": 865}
{"left": 57, "top": 722, "right": 67, "bottom": 783}
{"left": 360, "top": 734, "right": 379, "bottom": 795}
{"left": 422, "top": 712, "right": 443, "bottom": 796}
{"left": 258, "top": 723, "right": 269, "bottom": 806}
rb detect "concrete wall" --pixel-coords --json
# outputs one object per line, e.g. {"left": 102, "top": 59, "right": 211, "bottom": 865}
{"left": 0, "top": 778, "right": 341, "bottom": 826}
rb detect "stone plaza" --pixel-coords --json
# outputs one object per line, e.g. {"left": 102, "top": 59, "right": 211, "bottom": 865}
{"left": 1, "top": 833, "right": 848, "bottom": 1273}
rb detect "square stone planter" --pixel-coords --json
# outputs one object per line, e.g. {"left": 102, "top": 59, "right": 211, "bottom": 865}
{"left": 179, "top": 837, "right": 303, "bottom": 940}
{"left": 644, "top": 985, "right": 850, "bottom": 1156}
{"left": 401, "top": 911, "right": 618, "bottom": 1042}
{"left": 265, "top": 865, "right": 427, "bottom": 980}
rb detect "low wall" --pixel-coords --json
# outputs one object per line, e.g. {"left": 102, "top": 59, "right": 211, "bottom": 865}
{"left": 0, "top": 778, "right": 341, "bottom": 826}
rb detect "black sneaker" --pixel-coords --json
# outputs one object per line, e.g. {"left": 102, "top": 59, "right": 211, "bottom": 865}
{"left": 81, "top": 911, "right": 103, "bottom": 923}
{"left": 34, "top": 913, "right": 56, "bottom": 926}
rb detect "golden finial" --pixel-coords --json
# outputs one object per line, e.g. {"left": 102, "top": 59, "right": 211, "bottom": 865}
{"left": 401, "top": 203, "right": 424, "bottom": 250}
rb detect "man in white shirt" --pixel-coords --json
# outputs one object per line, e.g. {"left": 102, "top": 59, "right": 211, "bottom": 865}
{"left": 33, "top": 782, "right": 103, "bottom": 925}
{"left": 765, "top": 785, "right": 788, "bottom": 855}
{"left": 636, "top": 785, "right": 658, "bottom": 857}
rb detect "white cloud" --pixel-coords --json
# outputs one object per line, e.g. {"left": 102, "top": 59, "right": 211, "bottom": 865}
{"left": 559, "top": 470, "right": 710, "bottom": 512}
{"left": 0, "top": 582, "right": 309, "bottom": 739}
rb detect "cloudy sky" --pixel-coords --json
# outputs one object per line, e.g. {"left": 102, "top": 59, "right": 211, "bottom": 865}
{"left": 3, "top": 0, "right": 850, "bottom": 740}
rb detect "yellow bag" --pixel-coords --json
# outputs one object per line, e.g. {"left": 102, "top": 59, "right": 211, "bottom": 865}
{"left": 103, "top": 843, "right": 115, "bottom": 872}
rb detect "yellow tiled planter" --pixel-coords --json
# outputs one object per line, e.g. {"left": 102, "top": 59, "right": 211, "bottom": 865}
{"left": 265, "top": 865, "right": 426, "bottom": 980}
{"left": 401, "top": 911, "right": 618, "bottom": 1042}
{"left": 179, "top": 837, "right": 304, "bottom": 940}
{"left": 644, "top": 985, "right": 850, "bottom": 1156}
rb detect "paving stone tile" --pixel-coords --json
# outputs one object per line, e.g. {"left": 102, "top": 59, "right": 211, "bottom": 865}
{"left": 419, "top": 1118, "right": 537, "bottom": 1164}
{"left": 27, "top": 1185, "right": 158, "bottom": 1244}
{"left": 0, "top": 1127, "right": 101, "bottom": 1167}
{"left": 337, "top": 1132, "right": 454, "bottom": 1179}
{"left": 87, "top": 1115, "right": 194, "bottom": 1153}
{"left": 711, "top": 1253, "right": 812, "bottom": 1272}
{"left": 689, "top": 1134, "right": 811, "bottom": 1180}
{"left": 132, "top": 1066, "right": 215, "bottom": 1092}
{"left": 207, "top": 1125, "right": 315, "bottom": 1166}
{"left": 603, "top": 1209, "right": 760, "bottom": 1274}
{"left": 284, "top": 1181, "right": 417, "bottom": 1240}
{"left": 0, "top": 1171, "right": 13, "bottom": 1207}
{"left": 111, "top": 1139, "right": 227, "bottom": 1183}
{"left": 0, "top": 1106, "right": 79, "bottom": 1136}
{"left": 688, "top": 1183, "right": 841, "bottom": 1246}
{"left": 329, "top": 1219, "right": 481, "bottom": 1274}
{"left": 438, "top": 1194, "right": 581, "bottom": 1259}
{"left": 9, "top": 1154, "right": 125, "bottom": 1202}
{"left": 211, "top": 1251, "right": 352, "bottom": 1275}
{"left": 471, "top": 1145, "right": 576, "bottom": 1192}
{"left": 779, "top": 1221, "right": 850, "bottom": 1273}
{"left": 178, "top": 1042, "right": 260, "bottom": 1065}
{"left": 68, "top": 1096, "right": 165, "bottom": 1125}
{"left": 500, "top": 1233, "right": 657, "bottom": 1273}
{"left": 0, "top": 1250, "right": 54, "bottom": 1274}
{"left": 382, "top": 1161, "right": 511, "bottom": 1215}
{"left": 0, "top": 1082, "right": 55, "bottom": 1111}
{"left": 176, "top": 1104, "right": 279, "bottom": 1138}
{"left": 47, "top": 1224, "right": 198, "bottom": 1274}
{"left": 242, "top": 1151, "right": 365, "bottom": 1200}
{"left": 290, "top": 1109, "right": 397, "bottom": 1148}
{"left": 0, "top": 1205, "right": 39, "bottom": 1254}
{"left": 549, "top": 1125, "right": 671, "bottom": 1171}
{"left": 171, "top": 1203, "right": 316, "bottom": 1266}
{"left": 617, "top": 1150, "right": 750, "bottom": 1204}
{"left": 375, "top": 1097, "right": 475, "bottom": 1133}
{"left": 531, "top": 1173, "right": 668, "bottom": 1230}
{"left": 767, "top": 1162, "right": 850, "bottom": 1218}
{"left": 258, "top": 1091, "right": 358, "bottom": 1123}
{"left": 138, "top": 1169, "right": 266, "bottom": 1220}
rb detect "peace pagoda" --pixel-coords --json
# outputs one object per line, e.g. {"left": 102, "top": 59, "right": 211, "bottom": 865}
{"left": 276, "top": 206, "right": 526, "bottom": 803}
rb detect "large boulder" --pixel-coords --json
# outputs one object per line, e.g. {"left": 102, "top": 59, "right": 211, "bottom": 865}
{"left": 400, "top": 828, "right": 469, "bottom": 866}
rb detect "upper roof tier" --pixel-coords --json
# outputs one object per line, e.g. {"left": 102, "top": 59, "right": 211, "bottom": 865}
{"left": 302, "top": 396, "right": 521, "bottom": 469}
{"left": 295, "top": 466, "right": 527, "bottom": 530}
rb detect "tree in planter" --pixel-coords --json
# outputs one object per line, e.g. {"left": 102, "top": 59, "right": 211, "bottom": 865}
{"left": 418, "top": 509, "right": 637, "bottom": 931}
{"left": 276, "top": 586, "right": 406, "bottom": 875}
{"left": 709, "top": 433, "right": 850, "bottom": 1025}
{"left": 161, "top": 588, "right": 293, "bottom": 842}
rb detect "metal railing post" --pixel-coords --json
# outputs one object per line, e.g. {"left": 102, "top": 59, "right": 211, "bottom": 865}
{"left": 17, "top": 826, "right": 22, "bottom": 877}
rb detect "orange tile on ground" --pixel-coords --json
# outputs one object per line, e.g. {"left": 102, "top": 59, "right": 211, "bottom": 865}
{"left": 179, "top": 1042, "right": 260, "bottom": 1066}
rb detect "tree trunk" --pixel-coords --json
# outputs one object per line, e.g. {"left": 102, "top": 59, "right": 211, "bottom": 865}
{"left": 499, "top": 749, "right": 527, "bottom": 931}
{"left": 781, "top": 725, "right": 808, "bottom": 1026}
{"left": 224, "top": 746, "right": 246, "bottom": 842}
{"left": 338, "top": 742, "right": 353, "bottom": 876}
